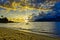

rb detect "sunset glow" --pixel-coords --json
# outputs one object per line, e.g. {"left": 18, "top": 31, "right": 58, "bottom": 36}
{"left": 0, "top": 0, "right": 56, "bottom": 22}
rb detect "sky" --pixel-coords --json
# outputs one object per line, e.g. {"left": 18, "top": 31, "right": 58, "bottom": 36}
{"left": 0, "top": 0, "right": 56, "bottom": 21}
{"left": 0, "top": 0, "right": 41, "bottom": 18}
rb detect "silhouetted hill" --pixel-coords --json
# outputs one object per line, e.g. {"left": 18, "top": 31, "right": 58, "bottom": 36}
{"left": 0, "top": 17, "right": 14, "bottom": 23}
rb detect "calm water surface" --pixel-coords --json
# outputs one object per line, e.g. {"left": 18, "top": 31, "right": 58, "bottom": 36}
{"left": 0, "top": 22, "right": 60, "bottom": 37}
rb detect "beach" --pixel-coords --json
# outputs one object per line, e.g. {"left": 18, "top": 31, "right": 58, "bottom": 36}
{"left": 0, "top": 27, "right": 60, "bottom": 40}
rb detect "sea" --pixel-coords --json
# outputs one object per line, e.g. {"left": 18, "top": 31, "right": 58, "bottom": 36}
{"left": 0, "top": 22, "right": 60, "bottom": 37}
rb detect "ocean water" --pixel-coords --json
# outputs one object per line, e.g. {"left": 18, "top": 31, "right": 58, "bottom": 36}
{"left": 0, "top": 22, "right": 60, "bottom": 37}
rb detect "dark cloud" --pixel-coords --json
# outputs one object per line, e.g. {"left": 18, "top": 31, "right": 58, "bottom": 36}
{"left": 0, "top": 0, "right": 20, "bottom": 8}
{"left": 0, "top": 0, "right": 57, "bottom": 9}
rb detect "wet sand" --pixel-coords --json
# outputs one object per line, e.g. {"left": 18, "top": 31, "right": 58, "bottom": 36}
{"left": 0, "top": 27, "right": 60, "bottom": 40}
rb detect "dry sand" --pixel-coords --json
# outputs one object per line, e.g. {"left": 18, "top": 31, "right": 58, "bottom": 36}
{"left": 0, "top": 27, "right": 60, "bottom": 40}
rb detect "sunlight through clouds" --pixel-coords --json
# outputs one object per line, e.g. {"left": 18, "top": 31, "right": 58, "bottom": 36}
{"left": 0, "top": 0, "right": 57, "bottom": 22}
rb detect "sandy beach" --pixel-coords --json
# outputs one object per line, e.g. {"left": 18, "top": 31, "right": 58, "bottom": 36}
{"left": 0, "top": 27, "right": 60, "bottom": 40}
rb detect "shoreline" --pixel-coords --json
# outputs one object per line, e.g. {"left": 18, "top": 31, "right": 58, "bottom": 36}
{"left": 0, "top": 27, "right": 59, "bottom": 40}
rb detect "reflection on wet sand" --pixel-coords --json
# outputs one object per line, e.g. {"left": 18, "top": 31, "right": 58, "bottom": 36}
{"left": 0, "top": 27, "right": 59, "bottom": 40}
{"left": 0, "top": 22, "right": 55, "bottom": 36}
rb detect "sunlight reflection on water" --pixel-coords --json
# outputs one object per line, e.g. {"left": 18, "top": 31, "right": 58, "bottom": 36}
{"left": 0, "top": 22, "right": 55, "bottom": 32}
{"left": 0, "top": 22, "right": 60, "bottom": 37}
